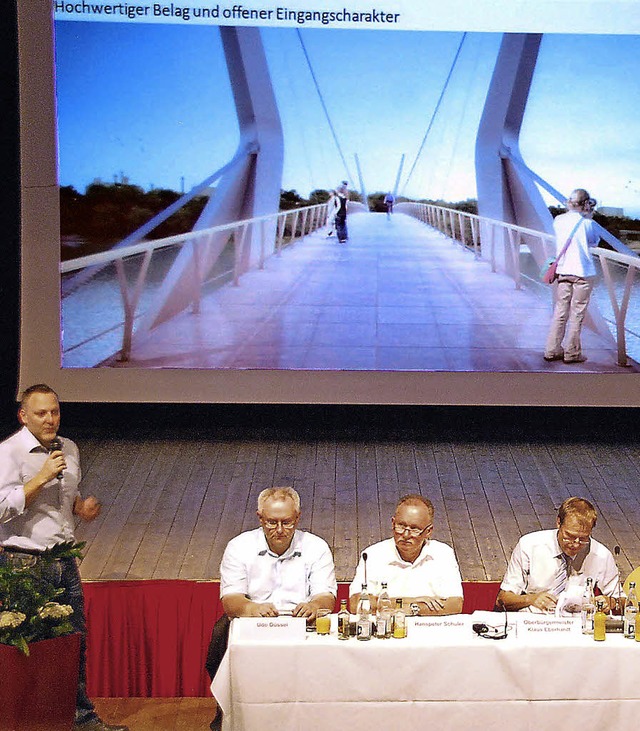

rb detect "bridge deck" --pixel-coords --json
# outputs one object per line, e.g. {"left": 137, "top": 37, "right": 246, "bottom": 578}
{"left": 119, "top": 212, "right": 633, "bottom": 373}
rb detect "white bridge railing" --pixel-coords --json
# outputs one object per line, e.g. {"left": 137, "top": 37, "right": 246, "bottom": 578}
{"left": 397, "top": 201, "right": 640, "bottom": 367}
{"left": 61, "top": 201, "right": 331, "bottom": 362}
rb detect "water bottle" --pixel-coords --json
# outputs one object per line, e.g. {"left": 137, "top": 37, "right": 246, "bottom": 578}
{"left": 376, "top": 582, "right": 392, "bottom": 639}
{"left": 581, "top": 577, "right": 595, "bottom": 635}
{"left": 624, "top": 581, "right": 638, "bottom": 639}
{"left": 357, "top": 584, "right": 372, "bottom": 641}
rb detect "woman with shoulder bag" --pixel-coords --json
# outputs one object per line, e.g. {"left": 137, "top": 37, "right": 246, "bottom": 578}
{"left": 543, "top": 188, "right": 599, "bottom": 364}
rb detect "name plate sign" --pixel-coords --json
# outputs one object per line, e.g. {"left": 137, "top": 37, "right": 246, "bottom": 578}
{"left": 408, "top": 615, "right": 469, "bottom": 638}
{"left": 516, "top": 616, "right": 582, "bottom": 638}
{"left": 233, "top": 616, "right": 307, "bottom": 642}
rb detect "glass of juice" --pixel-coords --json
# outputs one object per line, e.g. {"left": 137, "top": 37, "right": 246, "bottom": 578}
{"left": 316, "top": 609, "right": 331, "bottom": 635}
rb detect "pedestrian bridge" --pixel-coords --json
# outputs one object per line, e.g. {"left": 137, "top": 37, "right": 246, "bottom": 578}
{"left": 62, "top": 207, "right": 638, "bottom": 374}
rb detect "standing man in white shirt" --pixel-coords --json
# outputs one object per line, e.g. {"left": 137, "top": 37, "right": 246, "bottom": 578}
{"left": 0, "top": 384, "right": 128, "bottom": 731}
{"left": 206, "top": 486, "right": 337, "bottom": 729}
{"left": 544, "top": 188, "right": 600, "bottom": 364}
{"left": 349, "top": 494, "right": 463, "bottom": 615}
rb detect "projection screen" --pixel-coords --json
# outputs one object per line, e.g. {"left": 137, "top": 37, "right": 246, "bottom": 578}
{"left": 17, "top": 0, "right": 640, "bottom": 405}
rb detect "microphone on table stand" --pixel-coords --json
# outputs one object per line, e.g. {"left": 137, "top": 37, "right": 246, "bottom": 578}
{"left": 606, "top": 545, "right": 625, "bottom": 631}
{"left": 613, "top": 546, "right": 624, "bottom": 615}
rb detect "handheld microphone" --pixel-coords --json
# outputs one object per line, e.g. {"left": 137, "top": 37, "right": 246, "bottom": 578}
{"left": 49, "top": 437, "right": 63, "bottom": 480}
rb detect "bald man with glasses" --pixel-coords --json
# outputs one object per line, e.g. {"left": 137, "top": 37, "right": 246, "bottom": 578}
{"left": 497, "top": 497, "right": 620, "bottom": 613}
{"left": 349, "top": 494, "right": 463, "bottom": 616}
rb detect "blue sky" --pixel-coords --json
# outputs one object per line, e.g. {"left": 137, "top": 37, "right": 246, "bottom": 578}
{"left": 54, "top": 21, "right": 640, "bottom": 217}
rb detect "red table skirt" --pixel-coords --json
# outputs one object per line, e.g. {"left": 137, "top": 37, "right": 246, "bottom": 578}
{"left": 83, "top": 580, "right": 500, "bottom": 698}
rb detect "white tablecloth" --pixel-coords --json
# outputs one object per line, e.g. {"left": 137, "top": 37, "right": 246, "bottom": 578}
{"left": 211, "top": 613, "right": 640, "bottom": 731}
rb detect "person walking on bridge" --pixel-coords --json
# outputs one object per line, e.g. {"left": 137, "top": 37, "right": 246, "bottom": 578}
{"left": 335, "top": 181, "right": 349, "bottom": 243}
{"left": 543, "top": 188, "right": 599, "bottom": 364}
{"left": 384, "top": 192, "right": 395, "bottom": 217}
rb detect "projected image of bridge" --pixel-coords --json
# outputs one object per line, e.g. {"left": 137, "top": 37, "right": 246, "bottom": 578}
{"left": 56, "top": 22, "right": 640, "bottom": 373}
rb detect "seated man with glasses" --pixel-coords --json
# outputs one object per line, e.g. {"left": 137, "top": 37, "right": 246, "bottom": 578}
{"left": 497, "top": 496, "right": 620, "bottom": 613}
{"left": 206, "top": 486, "right": 336, "bottom": 729}
{"left": 349, "top": 494, "right": 463, "bottom": 615}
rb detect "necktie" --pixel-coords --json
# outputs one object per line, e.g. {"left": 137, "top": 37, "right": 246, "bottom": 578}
{"left": 550, "top": 554, "right": 571, "bottom": 595}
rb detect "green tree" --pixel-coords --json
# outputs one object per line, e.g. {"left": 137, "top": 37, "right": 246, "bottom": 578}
{"left": 280, "top": 189, "right": 307, "bottom": 210}
{"left": 308, "top": 189, "right": 331, "bottom": 205}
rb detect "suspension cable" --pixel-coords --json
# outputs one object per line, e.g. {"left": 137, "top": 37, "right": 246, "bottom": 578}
{"left": 401, "top": 33, "right": 467, "bottom": 196}
{"left": 296, "top": 29, "right": 356, "bottom": 188}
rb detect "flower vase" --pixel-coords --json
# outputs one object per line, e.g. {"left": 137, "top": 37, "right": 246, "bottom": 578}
{"left": 0, "top": 633, "right": 80, "bottom": 731}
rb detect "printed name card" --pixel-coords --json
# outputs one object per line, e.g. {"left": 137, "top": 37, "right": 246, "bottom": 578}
{"left": 408, "top": 615, "right": 469, "bottom": 638}
{"left": 232, "top": 616, "right": 307, "bottom": 642}
{"left": 516, "top": 616, "right": 582, "bottom": 638}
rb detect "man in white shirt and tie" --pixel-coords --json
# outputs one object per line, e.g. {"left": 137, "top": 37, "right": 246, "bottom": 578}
{"left": 497, "top": 497, "right": 620, "bottom": 613}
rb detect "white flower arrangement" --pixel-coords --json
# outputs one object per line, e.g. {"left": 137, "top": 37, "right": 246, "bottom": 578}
{"left": 0, "top": 610, "right": 26, "bottom": 630}
{"left": 38, "top": 602, "right": 74, "bottom": 621}
{"left": 0, "top": 542, "right": 83, "bottom": 656}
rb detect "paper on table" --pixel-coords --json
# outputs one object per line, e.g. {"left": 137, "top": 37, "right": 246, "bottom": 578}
{"left": 555, "top": 588, "right": 583, "bottom": 617}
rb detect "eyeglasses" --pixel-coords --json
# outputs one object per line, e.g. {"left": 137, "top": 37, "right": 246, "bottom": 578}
{"left": 392, "top": 522, "right": 433, "bottom": 537}
{"left": 261, "top": 518, "right": 297, "bottom": 530}
{"left": 560, "top": 534, "right": 590, "bottom": 546}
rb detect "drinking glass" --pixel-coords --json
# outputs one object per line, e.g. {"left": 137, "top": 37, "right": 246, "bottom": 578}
{"left": 316, "top": 609, "right": 331, "bottom": 635}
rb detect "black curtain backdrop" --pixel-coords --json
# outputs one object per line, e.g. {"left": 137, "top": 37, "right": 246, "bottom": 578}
{"left": 0, "top": 0, "right": 20, "bottom": 434}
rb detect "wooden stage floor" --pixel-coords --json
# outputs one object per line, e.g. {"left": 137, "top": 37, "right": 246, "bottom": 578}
{"left": 74, "top": 424, "right": 640, "bottom": 585}
{"left": 93, "top": 698, "right": 214, "bottom": 731}
{"left": 71, "top": 411, "right": 639, "bottom": 729}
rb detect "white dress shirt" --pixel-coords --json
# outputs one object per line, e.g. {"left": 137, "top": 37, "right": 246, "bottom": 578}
{"left": 349, "top": 537, "right": 463, "bottom": 599}
{"left": 0, "top": 426, "right": 80, "bottom": 550}
{"left": 500, "top": 529, "right": 620, "bottom": 611}
{"left": 220, "top": 528, "right": 337, "bottom": 610}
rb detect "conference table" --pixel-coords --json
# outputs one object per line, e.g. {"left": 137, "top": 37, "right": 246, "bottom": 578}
{"left": 211, "top": 612, "right": 640, "bottom": 731}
